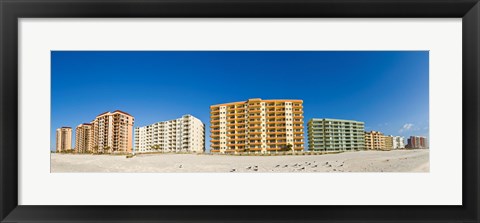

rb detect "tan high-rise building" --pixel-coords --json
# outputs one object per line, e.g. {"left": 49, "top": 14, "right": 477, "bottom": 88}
{"left": 91, "top": 110, "right": 134, "bottom": 154}
{"left": 383, "top": 135, "right": 394, "bottom": 150}
{"left": 75, "top": 123, "right": 93, "bottom": 153}
{"left": 210, "top": 98, "right": 304, "bottom": 154}
{"left": 365, "top": 131, "right": 386, "bottom": 150}
{"left": 56, "top": 127, "right": 72, "bottom": 153}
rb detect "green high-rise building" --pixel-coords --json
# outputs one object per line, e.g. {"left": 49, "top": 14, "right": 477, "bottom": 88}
{"left": 307, "top": 118, "right": 365, "bottom": 151}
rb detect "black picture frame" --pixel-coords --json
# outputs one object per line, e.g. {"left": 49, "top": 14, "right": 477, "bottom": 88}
{"left": 1, "top": 0, "right": 479, "bottom": 222}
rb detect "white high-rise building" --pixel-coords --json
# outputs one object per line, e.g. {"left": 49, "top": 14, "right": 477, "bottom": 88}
{"left": 134, "top": 114, "right": 205, "bottom": 153}
{"left": 392, "top": 136, "right": 405, "bottom": 149}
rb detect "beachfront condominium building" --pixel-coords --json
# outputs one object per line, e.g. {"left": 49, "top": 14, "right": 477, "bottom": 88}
{"left": 383, "top": 135, "right": 394, "bottom": 150}
{"left": 365, "top": 131, "right": 386, "bottom": 150}
{"left": 307, "top": 118, "right": 365, "bottom": 152}
{"left": 134, "top": 114, "right": 205, "bottom": 153}
{"left": 210, "top": 98, "right": 304, "bottom": 154}
{"left": 91, "top": 110, "right": 134, "bottom": 154}
{"left": 392, "top": 135, "right": 405, "bottom": 149}
{"left": 75, "top": 123, "right": 93, "bottom": 153}
{"left": 406, "top": 136, "right": 428, "bottom": 149}
{"left": 56, "top": 127, "right": 72, "bottom": 152}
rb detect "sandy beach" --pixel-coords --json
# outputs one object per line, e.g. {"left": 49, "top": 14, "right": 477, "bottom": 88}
{"left": 51, "top": 149, "right": 429, "bottom": 173}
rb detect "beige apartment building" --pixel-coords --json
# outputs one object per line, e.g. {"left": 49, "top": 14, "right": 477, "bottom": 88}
{"left": 91, "top": 110, "right": 134, "bottom": 154}
{"left": 56, "top": 127, "right": 72, "bottom": 152}
{"left": 75, "top": 123, "right": 93, "bottom": 153}
{"left": 383, "top": 135, "right": 394, "bottom": 150}
{"left": 365, "top": 130, "right": 386, "bottom": 150}
{"left": 210, "top": 98, "right": 304, "bottom": 154}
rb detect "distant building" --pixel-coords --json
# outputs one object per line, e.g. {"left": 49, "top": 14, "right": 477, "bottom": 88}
{"left": 383, "top": 135, "right": 405, "bottom": 150}
{"left": 392, "top": 136, "right": 405, "bottom": 149}
{"left": 406, "top": 136, "right": 428, "bottom": 149}
{"left": 210, "top": 98, "right": 304, "bottom": 154}
{"left": 365, "top": 131, "right": 386, "bottom": 150}
{"left": 307, "top": 118, "right": 365, "bottom": 151}
{"left": 75, "top": 123, "right": 93, "bottom": 153}
{"left": 383, "top": 135, "right": 394, "bottom": 150}
{"left": 134, "top": 114, "right": 205, "bottom": 153}
{"left": 91, "top": 110, "right": 134, "bottom": 154}
{"left": 56, "top": 127, "right": 72, "bottom": 152}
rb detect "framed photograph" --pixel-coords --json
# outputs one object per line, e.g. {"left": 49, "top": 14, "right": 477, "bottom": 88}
{"left": 1, "top": 0, "right": 478, "bottom": 222}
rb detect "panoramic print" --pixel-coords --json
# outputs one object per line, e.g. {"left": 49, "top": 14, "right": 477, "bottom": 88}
{"left": 51, "top": 51, "right": 429, "bottom": 173}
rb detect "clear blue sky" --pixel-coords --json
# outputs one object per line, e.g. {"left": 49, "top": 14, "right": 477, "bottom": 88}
{"left": 51, "top": 51, "right": 429, "bottom": 151}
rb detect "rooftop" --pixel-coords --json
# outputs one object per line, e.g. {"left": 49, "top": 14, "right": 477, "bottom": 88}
{"left": 211, "top": 98, "right": 303, "bottom": 107}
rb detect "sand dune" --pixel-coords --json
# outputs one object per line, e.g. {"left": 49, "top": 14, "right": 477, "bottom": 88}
{"left": 51, "top": 149, "right": 429, "bottom": 173}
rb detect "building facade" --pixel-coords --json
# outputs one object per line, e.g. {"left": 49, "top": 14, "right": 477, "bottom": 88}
{"left": 383, "top": 135, "right": 394, "bottom": 150}
{"left": 307, "top": 118, "right": 365, "bottom": 151}
{"left": 392, "top": 136, "right": 405, "bottom": 149}
{"left": 75, "top": 123, "right": 93, "bottom": 153}
{"left": 134, "top": 114, "right": 205, "bottom": 153}
{"left": 365, "top": 131, "right": 386, "bottom": 150}
{"left": 406, "top": 136, "right": 428, "bottom": 149}
{"left": 91, "top": 110, "right": 134, "bottom": 154}
{"left": 56, "top": 127, "right": 72, "bottom": 152}
{"left": 210, "top": 98, "right": 304, "bottom": 154}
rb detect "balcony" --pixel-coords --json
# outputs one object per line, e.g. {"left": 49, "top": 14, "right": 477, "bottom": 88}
{"left": 249, "top": 125, "right": 262, "bottom": 130}
{"left": 249, "top": 148, "right": 263, "bottom": 151}
{"left": 248, "top": 104, "right": 262, "bottom": 108}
